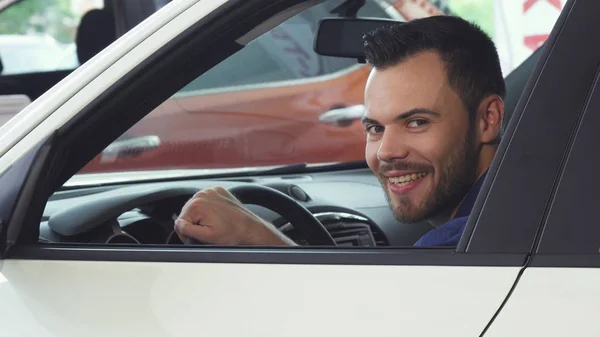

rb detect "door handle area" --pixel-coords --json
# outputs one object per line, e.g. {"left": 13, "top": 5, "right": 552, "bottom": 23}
{"left": 318, "top": 104, "right": 365, "bottom": 127}
{"left": 101, "top": 135, "right": 160, "bottom": 162}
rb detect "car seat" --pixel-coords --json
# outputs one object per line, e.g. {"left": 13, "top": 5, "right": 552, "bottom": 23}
{"left": 0, "top": 56, "right": 22, "bottom": 96}
{"left": 75, "top": 9, "right": 117, "bottom": 65}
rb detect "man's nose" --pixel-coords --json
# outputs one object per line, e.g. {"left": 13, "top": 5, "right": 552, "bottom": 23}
{"left": 377, "top": 130, "right": 409, "bottom": 162}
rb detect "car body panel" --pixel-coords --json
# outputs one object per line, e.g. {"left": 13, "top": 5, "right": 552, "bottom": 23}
{"left": 484, "top": 268, "right": 600, "bottom": 337}
{"left": 0, "top": 259, "right": 520, "bottom": 337}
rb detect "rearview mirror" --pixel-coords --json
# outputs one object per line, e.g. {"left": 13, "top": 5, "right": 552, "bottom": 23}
{"left": 313, "top": 17, "right": 401, "bottom": 61}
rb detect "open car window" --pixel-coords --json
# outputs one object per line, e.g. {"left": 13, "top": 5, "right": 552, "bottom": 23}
{"left": 31, "top": 0, "right": 566, "bottom": 250}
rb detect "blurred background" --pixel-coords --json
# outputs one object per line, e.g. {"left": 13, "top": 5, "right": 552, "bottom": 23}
{"left": 0, "top": 0, "right": 563, "bottom": 77}
{"left": 0, "top": 0, "right": 566, "bottom": 175}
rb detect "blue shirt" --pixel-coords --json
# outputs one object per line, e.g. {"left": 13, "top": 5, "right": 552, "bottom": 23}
{"left": 413, "top": 171, "right": 487, "bottom": 247}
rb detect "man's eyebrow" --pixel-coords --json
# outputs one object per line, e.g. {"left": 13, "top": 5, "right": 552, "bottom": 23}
{"left": 396, "top": 108, "right": 440, "bottom": 120}
{"left": 361, "top": 108, "right": 440, "bottom": 125}
{"left": 361, "top": 116, "right": 379, "bottom": 125}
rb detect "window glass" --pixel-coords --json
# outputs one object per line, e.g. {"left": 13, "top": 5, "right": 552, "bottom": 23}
{"left": 0, "top": 0, "right": 103, "bottom": 75}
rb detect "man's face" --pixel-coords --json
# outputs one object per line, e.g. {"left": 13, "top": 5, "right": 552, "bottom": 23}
{"left": 363, "top": 51, "right": 479, "bottom": 223}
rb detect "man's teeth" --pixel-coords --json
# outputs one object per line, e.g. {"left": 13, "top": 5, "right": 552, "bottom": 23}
{"left": 389, "top": 172, "right": 427, "bottom": 186}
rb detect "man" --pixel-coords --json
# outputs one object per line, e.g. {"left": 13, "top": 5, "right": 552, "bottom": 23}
{"left": 173, "top": 15, "right": 506, "bottom": 247}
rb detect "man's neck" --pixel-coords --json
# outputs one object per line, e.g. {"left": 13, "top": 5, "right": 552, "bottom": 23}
{"left": 448, "top": 145, "right": 497, "bottom": 219}
{"left": 427, "top": 146, "right": 497, "bottom": 228}
{"left": 449, "top": 168, "right": 489, "bottom": 220}
{"left": 427, "top": 207, "right": 454, "bottom": 227}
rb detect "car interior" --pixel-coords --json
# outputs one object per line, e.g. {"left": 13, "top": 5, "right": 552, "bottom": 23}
{"left": 32, "top": 4, "right": 542, "bottom": 249}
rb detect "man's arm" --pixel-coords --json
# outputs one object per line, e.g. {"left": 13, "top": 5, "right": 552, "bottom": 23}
{"left": 174, "top": 187, "right": 298, "bottom": 246}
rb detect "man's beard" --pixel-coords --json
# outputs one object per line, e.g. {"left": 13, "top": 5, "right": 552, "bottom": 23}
{"left": 379, "top": 127, "right": 479, "bottom": 223}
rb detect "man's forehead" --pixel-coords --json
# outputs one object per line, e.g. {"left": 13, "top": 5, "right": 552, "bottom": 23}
{"left": 364, "top": 53, "right": 450, "bottom": 120}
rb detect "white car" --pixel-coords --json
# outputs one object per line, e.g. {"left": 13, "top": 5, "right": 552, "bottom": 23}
{"left": 0, "top": 0, "right": 597, "bottom": 336}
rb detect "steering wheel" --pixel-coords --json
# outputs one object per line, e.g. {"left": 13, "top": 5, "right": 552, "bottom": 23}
{"left": 48, "top": 184, "right": 336, "bottom": 246}
{"left": 181, "top": 184, "right": 336, "bottom": 246}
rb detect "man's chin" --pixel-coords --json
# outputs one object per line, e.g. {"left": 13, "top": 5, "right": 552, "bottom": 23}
{"left": 389, "top": 198, "right": 455, "bottom": 225}
{"left": 391, "top": 212, "right": 428, "bottom": 224}
{"left": 382, "top": 183, "right": 431, "bottom": 223}
{"left": 389, "top": 202, "right": 428, "bottom": 224}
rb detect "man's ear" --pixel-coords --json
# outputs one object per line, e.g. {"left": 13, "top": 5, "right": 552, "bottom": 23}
{"left": 476, "top": 95, "right": 504, "bottom": 144}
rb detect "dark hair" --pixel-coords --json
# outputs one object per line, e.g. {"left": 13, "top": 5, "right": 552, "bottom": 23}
{"left": 364, "top": 15, "right": 506, "bottom": 124}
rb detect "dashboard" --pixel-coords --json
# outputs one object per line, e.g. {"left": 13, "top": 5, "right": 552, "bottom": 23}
{"left": 39, "top": 168, "right": 434, "bottom": 247}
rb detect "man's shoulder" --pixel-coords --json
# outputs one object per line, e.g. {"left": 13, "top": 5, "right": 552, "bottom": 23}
{"left": 413, "top": 216, "right": 468, "bottom": 247}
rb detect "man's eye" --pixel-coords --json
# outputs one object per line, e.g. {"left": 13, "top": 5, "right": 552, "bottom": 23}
{"left": 366, "top": 125, "right": 384, "bottom": 134}
{"left": 407, "top": 119, "right": 428, "bottom": 128}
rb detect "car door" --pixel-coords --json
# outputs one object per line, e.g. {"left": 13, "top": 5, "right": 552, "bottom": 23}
{"left": 0, "top": 0, "right": 578, "bottom": 336}
{"left": 481, "top": 2, "right": 600, "bottom": 335}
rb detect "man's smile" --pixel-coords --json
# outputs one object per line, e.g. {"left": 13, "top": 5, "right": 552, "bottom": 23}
{"left": 386, "top": 172, "right": 429, "bottom": 194}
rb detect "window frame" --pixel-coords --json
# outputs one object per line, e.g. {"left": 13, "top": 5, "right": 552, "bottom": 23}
{"left": 528, "top": 26, "right": 600, "bottom": 267}
{"left": 468, "top": 0, "right": 600, "bottom": 269}
{"left": 0, "top": 0, "right": 581, "bottom": 268}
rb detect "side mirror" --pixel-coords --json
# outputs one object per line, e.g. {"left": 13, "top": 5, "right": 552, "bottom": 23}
{"left": 313, "top": 17, "right": 401, "bottom": 61}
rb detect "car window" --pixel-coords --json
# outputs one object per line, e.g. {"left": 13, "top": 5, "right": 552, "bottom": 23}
{"left": 0, "top": 0, "right": 103, "bottom": 75}
{"left": 29, "top": 0, "right": 568, "bottom": 253}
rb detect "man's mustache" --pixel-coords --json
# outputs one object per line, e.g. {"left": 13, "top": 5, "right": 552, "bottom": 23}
{"left": 378, "top": 161, "right": 433, "bottom": 174}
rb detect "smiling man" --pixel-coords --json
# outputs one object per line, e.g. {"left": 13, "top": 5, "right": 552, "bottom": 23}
{"left": 360, "top": 15, "right": 505, "bottom": 245}
{"left": 173, "top": 15, "right": 506, "bottom": 247}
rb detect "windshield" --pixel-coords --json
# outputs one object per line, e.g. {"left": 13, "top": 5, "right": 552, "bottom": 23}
{"left": 0, "top": 0, "right": 104, "bottom": 75}
{"left": 0, "top": 37, "right": 77, "bottom": 74}
{"left": 75, "top": 0, "right": 565, "bottom": 179}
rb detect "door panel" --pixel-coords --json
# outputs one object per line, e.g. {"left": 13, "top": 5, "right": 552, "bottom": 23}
{"left": 482, "top": 1, "right": 600, "bottom": 334}
{"left": 483, "top": 268, "right": 600, "bottom": 337}
{"left": 0, "top": 259, "right": 520, "bottom": 337}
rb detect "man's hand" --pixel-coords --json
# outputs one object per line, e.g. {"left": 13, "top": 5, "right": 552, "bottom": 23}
{"left": 174, "top": 187, "right": 296, "bottom": 246}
